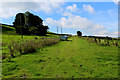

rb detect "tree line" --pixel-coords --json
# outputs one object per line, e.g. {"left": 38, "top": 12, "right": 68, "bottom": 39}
{"left": 13, "top": 11, "right": 49, "bottom": 36}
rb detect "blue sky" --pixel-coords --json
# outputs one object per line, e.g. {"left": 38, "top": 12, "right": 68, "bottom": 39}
{"left": 0, "top": 1, "right": 118, "bottom": 37}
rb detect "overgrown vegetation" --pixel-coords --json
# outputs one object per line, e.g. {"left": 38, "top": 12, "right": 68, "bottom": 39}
{"left": 82, "top": 36, "right": 120, "bottom": 47}
{"left": 2, "top": 37, "right": 60, "bottom": 60}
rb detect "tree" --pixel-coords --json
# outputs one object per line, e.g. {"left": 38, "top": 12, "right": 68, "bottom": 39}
{"left": 77, "top": 31, "right": 82, "bottom": 36}
{"left": 13, "top": 13, "right": 25, "bottom": 34}
{"left": 13, "top": 11, "right": 49, "bottom": 36}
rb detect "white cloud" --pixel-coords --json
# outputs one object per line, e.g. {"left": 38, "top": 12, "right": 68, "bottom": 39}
{"left": 98, "top": 30, "right": 109, "bottom": 35}
{"left": 45, "top": 12, "right": 106, "bottom": 34}
{"left": 114, "top": 31, "right": 118, "bottom": 35}
{"left": 83, "top": 5, "right": 95, "bottom": 14}
{"left": 90, "top": 24, "right": 105, "bottom": 33}
{"left": 0, "top": 1, "right": 64, "bottom": 18}
{"left": 97, "top": 30, "right": 118, "bottom": 37}
{"left": 0, "top": 0, "right": 64, "bottom": 2}
{"left": 0, "top": 0, "right": 118, "bottom": 2}
{"left": 66, "top": 4, "right": 77, "bottom": 12}
{"left": 45, "top": 12, "right": 118, "bottom": 37}
{"left": 45, "top": 12, "right": 93, "bottom": 29}
{"left": 112, "top": 0, "right": 120, "bottom": 4}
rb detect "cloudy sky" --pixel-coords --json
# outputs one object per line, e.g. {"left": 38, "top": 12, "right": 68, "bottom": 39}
{"left": 0, "top": 0, "right": 119, "bottom": 37}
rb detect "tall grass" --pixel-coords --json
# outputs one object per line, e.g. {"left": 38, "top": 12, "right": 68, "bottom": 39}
{"left": 82, "top": 37, "right": 119, "bottom": 47}
{"left": 3, "top": 37, "right": 60, "bottom": 60}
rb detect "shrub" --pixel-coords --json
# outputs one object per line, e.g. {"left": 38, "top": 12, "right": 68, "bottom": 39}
{"left": 2, "top": 54, "right": 7, "bottom": 59}
{"left": 3, "top": 37, "right": 60, "bottom": 59}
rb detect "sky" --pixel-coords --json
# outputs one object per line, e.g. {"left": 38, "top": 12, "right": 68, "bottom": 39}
{"left": 0, "top": 0, "right": 119, "bottom": 37}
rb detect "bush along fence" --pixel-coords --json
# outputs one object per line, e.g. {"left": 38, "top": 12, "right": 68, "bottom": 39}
{"left": 2, "top": 37, "right": 60, "bottom": 60}
{"left": 82, "top": 36, "right": 119, "bottom": 47}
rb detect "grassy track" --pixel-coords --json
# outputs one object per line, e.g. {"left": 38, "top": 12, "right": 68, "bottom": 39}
{"left": 2, "top": 37, "right": 118, "bottom": 78}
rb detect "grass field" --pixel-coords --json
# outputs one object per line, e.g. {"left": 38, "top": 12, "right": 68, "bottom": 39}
{"left": 2, "top": 24, "right": 59, "bottom": 59}
{"left": 2, "top": 36, "right": 118, "bottom": 78}
{"left": 1, "top": 24, "right": 119, "bottom": 78}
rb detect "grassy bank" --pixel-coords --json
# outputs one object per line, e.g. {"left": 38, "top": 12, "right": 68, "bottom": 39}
{"left": 2, "top": 34, "right": 60, "bottom": 60}
{"left": 1, "top": 24, "right": 59, "bottom": 59}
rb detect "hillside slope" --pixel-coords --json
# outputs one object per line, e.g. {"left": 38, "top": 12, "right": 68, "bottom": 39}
{"left": 1, "top": 24, "right": 15, "bottom": 34}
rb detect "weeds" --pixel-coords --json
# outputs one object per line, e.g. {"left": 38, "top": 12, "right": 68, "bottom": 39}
{"left": 2, "top": 54, "right": 7, "bottom": 59}
{"left": 83, "top": 37, "right": 119, "bottom": 47}
{"left": 3, "top": 37, "right": 60, "bottom": 60}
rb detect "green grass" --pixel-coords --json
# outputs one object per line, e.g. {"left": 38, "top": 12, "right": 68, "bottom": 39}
{"left": 1, "top": 24, "right": 119, "bottom": 78}
{"left": 1, "top": 24, "right": 15, "bottom": 34}
{"left": 2, "top": 34, "right": 59, "bottom": 56}
{"left": 2, "top": 24, "right": 59, "bottom": 61}
{"left": 83, "top": 37, "right": 120, "bottom": 47}
{"left": 2, "top": 37, "right": 118, "bottom": 78}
